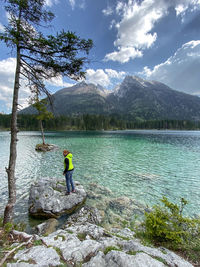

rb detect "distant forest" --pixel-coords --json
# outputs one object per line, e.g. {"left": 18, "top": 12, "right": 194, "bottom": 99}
{"left": 0, "top": 114, "right": 200, "bottom": 131}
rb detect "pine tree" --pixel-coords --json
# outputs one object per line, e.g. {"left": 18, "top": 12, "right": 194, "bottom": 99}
{"left": 31, "top": 94, "right": 53, "bottom": 145}
{"left": 0, "top": 0, "right": 93, "bottom": 225}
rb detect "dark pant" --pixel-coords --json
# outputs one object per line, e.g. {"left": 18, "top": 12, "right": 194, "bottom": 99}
{"left": 65, "top": 170, "right": 75, "bottom": 193}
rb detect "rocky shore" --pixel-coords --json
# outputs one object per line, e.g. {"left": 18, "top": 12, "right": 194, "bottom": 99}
{"left": 3, "top": 179, "right": 194, "bottom": 266}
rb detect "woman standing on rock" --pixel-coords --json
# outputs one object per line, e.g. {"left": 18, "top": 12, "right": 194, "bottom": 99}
{"left": 63, "top": 149, "right": 75, "bottom": 195}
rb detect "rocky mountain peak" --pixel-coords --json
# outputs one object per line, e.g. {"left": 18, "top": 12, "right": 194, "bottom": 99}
{"left": 114, "top": 75, "right": 146, "bottom": 98}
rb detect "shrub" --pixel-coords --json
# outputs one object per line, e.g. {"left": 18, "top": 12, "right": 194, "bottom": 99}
{"left": 143, "top": 197, "right": 200, "bottom": 245}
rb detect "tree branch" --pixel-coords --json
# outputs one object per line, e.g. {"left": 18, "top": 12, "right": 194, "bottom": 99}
{"left": 0, "top": 236, "right": 33, "bottom": 266}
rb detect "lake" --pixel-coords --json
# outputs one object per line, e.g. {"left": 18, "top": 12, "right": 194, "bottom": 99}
{"left": 0, "top": 130, "right": 200, "bottom": 229}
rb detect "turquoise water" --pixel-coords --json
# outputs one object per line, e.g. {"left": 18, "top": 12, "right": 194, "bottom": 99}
{"left": 0, "top": 130, "right": 200, "bottom": 226}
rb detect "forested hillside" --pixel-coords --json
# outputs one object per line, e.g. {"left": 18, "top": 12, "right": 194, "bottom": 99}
{"left": 1, "top": 114, "right": 200, "bottom": 131}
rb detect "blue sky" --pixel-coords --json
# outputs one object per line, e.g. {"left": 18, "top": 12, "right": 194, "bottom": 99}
{"left": 0, "top": 0, "right": 200, "bottom": 113}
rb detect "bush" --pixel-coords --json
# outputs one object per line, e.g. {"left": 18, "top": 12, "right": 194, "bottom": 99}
{"left": 143, "top": 197, "right": 200, "bottom": 245}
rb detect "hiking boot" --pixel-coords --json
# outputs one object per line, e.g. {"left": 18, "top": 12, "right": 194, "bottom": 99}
{"left": 72, "top": 190, "right": 76, "bottom": 193}
{"left": 65, "top": 192, "right": 71, "bottom": 195}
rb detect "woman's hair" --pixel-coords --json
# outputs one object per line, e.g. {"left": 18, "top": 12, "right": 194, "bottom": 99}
{"left": 63, "top": 149, "right": 70, "bottom": 155}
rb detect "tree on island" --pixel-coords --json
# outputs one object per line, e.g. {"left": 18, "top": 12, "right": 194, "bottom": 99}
{"left": 0, "top": 0, "right": 93, "bottom": 225}
{"left": 30, "top": 92, "right": 53, "bottom": 148}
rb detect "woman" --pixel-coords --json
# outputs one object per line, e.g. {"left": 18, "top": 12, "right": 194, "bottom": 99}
{"left": 63, "top": 149, "right": 75, "bottom": 195}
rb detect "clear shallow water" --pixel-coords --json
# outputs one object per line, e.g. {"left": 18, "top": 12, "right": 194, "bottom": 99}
{"left": 0, "top": 130, "right": 200, "bottom": 227}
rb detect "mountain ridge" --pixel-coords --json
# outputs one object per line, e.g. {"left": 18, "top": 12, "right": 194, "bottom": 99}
{"left": 20, "top": 76, "right": 200, "bottom": 121}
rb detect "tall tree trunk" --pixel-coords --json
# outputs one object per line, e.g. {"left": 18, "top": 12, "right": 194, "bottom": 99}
{"left": 40, "top": 120, "right": 45, "bottom": 145}
{"left": 3, "top": 47, "right": 21, "bottom": 225}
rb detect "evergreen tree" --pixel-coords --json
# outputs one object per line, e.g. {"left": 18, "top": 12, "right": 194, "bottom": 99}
{"left": 0, "top": 0, "right": 93, "bottom": 225}
{"left": 31, "top": 95, "right": 53, "bottom": 145}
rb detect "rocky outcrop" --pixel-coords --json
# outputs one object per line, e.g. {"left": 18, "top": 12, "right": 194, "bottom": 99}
{"left": 35, "top": 143, "right": 58, "bottom": 152}
{"left": 6, "top": 207, "right": 194, "bottom": 267}
{"left": 28, "top": 179, "right": 87, "bottom": 218}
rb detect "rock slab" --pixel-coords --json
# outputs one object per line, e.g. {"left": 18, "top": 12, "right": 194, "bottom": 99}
{"left": 28, "top": 179, "right": 87, "bottom": 218}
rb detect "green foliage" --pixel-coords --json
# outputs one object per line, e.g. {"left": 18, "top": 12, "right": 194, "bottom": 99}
{"left": 32, "top": 99, "right": 53, "bottom": 121}
{"left": 2, "top": 220, "right": 26, "bottom": 234}
{"left": 0, "top": 217, "right": 3, "bottom": 227}
{"left": 33, "top": 239, "right": 43, "bottom": 246}
{"left": 0, "top": 217, "right": 26, "bottom": 249}
{"left": 1, "top": 114, "right": 200, "bottom": 131}
{"left": 134, "top": 197, "right": 200, "bottom": 263}
{"left": 67, "top": 230, "right": 73, "bottom": 234}
{"left": 77, "top": 232, "right": 87, "bottom": 241}
{"left": 143, "top": 197, "right": 200, "bottom": 246}
{"left": 104, "top": 246, "right": 121, "bottom": 255}
{"left": 0, "top": 0, "right": 93, "bottom": 93}
{"left": 4, "top": 222, "right": 13, "bottom": 233}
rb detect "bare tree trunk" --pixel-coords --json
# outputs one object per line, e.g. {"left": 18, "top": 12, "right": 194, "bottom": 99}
{"left": 40, "top": 120, "right": 45, "bottom": 145}
{"left": 3, "top": 47, "right": 21, "bottom": 225}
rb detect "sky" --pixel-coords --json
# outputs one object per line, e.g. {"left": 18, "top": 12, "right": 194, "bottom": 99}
{"left": 0, "top": 0, "right": 200, "bottom": 113}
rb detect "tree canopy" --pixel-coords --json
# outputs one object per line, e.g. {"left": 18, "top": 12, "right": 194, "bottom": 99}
{"left": 0, "top": 0, "right": 93, "bottom": 95}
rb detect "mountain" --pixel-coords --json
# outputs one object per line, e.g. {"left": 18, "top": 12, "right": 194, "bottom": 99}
{"left": 20, "top": 76, "right": 200, "bottom": 120}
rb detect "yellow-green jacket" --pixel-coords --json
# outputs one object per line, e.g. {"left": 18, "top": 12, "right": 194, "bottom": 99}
{"left": 63, "top": 153, "right": 74, "bottom": 173}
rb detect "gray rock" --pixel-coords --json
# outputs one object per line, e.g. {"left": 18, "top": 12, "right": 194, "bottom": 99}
{"left": 66, "top": 222, "right": 105, "bottom": 240}
{"left": 41, "top": 229, "right": 80, "bottom": 249}
{"left": 41, "top": 228, "right": 104, "bottom": 264}
{"left": 11, "top": 230, "right": 33, "bottom": 242}
{"left": 12, "top": 245, "right": 60, "bottom": 266}
{"left": 66, "top": 206, "right": 102, "bottom": 225}
{"left": 122, "top": 240, "right": 194, "bottom": 267}
{"left": 7, "top": 264, "right": 36, "bottom": 267}
{"left": 28, "top": 179, "right": 86, "bottom": 218}
{"left": 36, "top": 218, "right": 58, "bottom": 235}
{"left": 82, "top": 251, "right": 107, "bottom": 267}
{"left": 105, "top": 251, "right": 166, "bottom": 267}
{"left": 110, "top": 227, "right": 135, "bottom": 239}
{"left": 62, "top": 239, "right": 103, "bottom": 263}
{"left": 98, "top": 236, "right": 120, "bottom": 249}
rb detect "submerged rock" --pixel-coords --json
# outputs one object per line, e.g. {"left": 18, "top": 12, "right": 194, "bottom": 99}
{"left": 28, "top": 179, "right": 87, "bottom": 218}
{"left": 36, "top": 218, "right": 58, "bottom": 235}
{"left": 66, "top": 206, "right": 103, "bottom": 226}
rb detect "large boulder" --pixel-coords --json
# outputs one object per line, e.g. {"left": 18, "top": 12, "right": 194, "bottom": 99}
{"left": 28, "top": 179, "right": 87, "bottom": 218}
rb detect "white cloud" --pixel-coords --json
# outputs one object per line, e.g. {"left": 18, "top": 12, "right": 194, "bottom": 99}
{"left": 116, "top": 1, "right": 124, "bottom": 15}
{"left": 102, "top": 6, "right": 113, "bottom": 16}
{"left": 79, "top": 0, "right": 86, "bottom": 9}
{"left": 105, "top": 0, "right": 200, "bottom": 63}
{"left": 0, "top": 57, "right": 74, "bottom": 113}
{"left": 69, "top": 0, "right": 75, "bottom": 9}
{"left": 104, "top": 47, "right": 143, "bottom": 63}
{"left": 86, "top": 68, "right": 126, "bottom": 87}
{"left": 0, "top": 58, "right": 16, "bottom": 103}
{"left": 46, "top": 75, "right": 73, "bottom": 88}
{"left": 86, "top": 69, "right": 110, "bottom": 87}
{"left": 0, "top": 22, "right": 4, "bottom": 32}
{"left": 140, "top": 40, "right": 200, "bottom": 95}
{"left": 44, "top": 0, "right": 58, "bottom": 7}
{"left": 0, "top": 57, "right": 32, "bottom": 112}
{"left": 68, "top": 0, "right": 86, "bottom": 10}
{"left": 105, "top": 69, "right": 126, "bottom": 79}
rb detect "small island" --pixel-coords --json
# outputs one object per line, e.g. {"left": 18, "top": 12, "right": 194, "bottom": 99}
{"left": 35, "top": 143, "right": 58, "bottom": 152}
